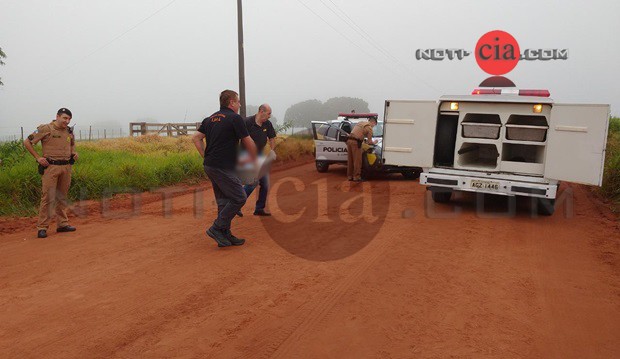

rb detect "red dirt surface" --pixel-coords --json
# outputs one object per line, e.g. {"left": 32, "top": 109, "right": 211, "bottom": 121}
{"left": 1, "top": 162, "right": 619, "bottom": 358}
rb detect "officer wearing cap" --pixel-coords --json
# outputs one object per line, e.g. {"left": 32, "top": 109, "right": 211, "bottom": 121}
{"left": 23, "top": 108, "right": 78, "bottom": 238}
{"left": 346, "top": 117, "right": 378, "bottom": 182}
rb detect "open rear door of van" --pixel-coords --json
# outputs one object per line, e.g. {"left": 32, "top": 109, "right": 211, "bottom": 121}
{"left": 544, "top": 104, "right": 610, "bottom": 186}
{"left": 382, "top": 100, "right": 438, "bottom": 168}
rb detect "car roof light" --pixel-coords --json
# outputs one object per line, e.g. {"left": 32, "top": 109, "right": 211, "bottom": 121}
{"left": 518, "top": 89, "right": 551, "bottom": 97}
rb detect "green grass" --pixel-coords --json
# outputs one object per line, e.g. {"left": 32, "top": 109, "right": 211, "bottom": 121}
{"left": 600, "top": 117, "right": 620, "bottom": 205}
{"left": 0, "top": 135, "right": 314, "bottom": 216}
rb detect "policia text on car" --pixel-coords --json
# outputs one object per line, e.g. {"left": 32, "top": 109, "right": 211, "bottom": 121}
{"left": 23, "top": 108, "right": 78, "bottom": 239}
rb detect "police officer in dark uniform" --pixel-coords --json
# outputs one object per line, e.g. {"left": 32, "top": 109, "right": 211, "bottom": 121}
{"left": 192, "top": 90, "right": 258, "bottom": 247}
{"left": 239, "top": 103, "right": 276, "bottom": 217}
{"left": 23, "top": 108, "right": 78, "bottom": 238}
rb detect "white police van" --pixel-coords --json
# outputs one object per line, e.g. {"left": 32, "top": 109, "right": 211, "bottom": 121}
{"left": 312, "top": 112, "right": 420, "bottom": 178}
{"left": 381, "top": 88, "right": 610, "bottom": 215}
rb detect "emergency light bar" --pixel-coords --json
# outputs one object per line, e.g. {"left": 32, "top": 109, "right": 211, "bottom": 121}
{"left": 471, "top": 88, "right": 550, "bottom": 97}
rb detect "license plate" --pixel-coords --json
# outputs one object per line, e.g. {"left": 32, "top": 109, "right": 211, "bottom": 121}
{"left": 470, "top": 180, "right": 499, "bottom": 190}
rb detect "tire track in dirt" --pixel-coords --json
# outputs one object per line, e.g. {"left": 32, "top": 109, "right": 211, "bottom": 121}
{"left": 236, "top": 222, "right": 394, "bottom": 358}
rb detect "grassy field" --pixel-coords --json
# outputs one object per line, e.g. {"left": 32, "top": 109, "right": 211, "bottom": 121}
{"left": 601, "top": 117, "right": 620, "bottom": 208}
{"left": 0, "top": 135, "right": 314, "bottom": 216}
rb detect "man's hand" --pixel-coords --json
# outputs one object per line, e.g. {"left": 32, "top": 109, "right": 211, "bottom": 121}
{"left": 72, "top": 152, "right": 79, "bottom": 162}
{"left": 373, "top": 139, "right": 378, "bottom": 145}
{"left": 37, "top": 157, "right": 50, "bottom": 167}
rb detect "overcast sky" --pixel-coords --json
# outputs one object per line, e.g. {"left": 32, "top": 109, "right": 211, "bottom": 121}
{"left": 1, "top": 0, "right": 619, "bottom": 137}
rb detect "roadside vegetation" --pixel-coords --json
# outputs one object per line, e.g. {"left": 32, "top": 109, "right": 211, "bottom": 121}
{"left": 601, "top": 117, "right": 620, "bottom": 210}
{"left": 0, "top": 135, "right": 314, "bottom": 216}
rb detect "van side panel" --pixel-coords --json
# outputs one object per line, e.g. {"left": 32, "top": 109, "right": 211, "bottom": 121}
{"left": 544, "top": 104, "right": 610, "bottom": 186}
{"left": 382, "top": 100, "right": 438, "bottom": 168}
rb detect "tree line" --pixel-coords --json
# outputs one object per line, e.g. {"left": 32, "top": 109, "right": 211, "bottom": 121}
{"left": 283, "top": 97, "right": 370, "bottom": 128}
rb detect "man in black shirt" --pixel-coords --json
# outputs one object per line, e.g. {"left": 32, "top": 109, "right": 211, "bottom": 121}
{"left": 192, "top": 90, "right": 257, "bottom": 247}
{"left": 240, "top": 104, "right": 276, "bottom": 216}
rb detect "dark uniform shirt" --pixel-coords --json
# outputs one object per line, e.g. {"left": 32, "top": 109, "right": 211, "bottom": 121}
{"left": 244, "top": 115, "right": 276, "bottom": 153}
{"left": 198, "top": 107, "right": 249, "bottom": 170}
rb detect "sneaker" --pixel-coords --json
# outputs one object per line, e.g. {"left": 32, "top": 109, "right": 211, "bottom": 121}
{"left": 253, "top": 209, "right": 272, "bottom": 216}
{"left": 206, "top": 227, "right": 232, "bottom": 247}
{"left": 224, "top": 230, "right": 245, "bottom": 246}
{"left": 37, "top": 229, "right": 47, "bottom": 238}
{"left": 57, "top": 225, "right": 76, "bottom": 232}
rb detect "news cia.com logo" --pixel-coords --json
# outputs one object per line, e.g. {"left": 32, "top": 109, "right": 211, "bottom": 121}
{"left": 415, "top": 30, "right": 568, "bottom": 75}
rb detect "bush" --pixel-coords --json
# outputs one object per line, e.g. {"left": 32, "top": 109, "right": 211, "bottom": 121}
{"left": 600, "top": 117, "right": 620, "bottom": 202}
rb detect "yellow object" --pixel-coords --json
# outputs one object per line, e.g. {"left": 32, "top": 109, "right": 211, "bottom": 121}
{"left": 367, "top": 152, "right": 377, "bottom": 166}
{"left": 450, "top": 102, "right": 459, "bottom": 110}
{"left": 533, "top": 104, "right": 543, "bottom": 113}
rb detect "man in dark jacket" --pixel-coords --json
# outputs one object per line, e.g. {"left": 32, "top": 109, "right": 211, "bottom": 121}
{"left": 192, "top": 90, "right": 257, "bottom": 247}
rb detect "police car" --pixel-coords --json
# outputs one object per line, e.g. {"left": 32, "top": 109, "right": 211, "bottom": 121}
{"left": 311, "top": 112, "right": 421, "bottom": 179}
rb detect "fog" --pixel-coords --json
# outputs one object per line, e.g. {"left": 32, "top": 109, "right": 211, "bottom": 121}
{"left": 1, "top": 0, "right": 619, "bottom": 138}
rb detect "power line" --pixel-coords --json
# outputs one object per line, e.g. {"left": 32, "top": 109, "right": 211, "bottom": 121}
{"left": 294, "top": 0, "right": 401, "bottom": 78}
{"left": 324, "top": 0, "right": 401, "bottom": 65}
{"left": 38, "top": 0, "right": 180, "bottom": 85}
{"left": 315, "top": 0, "right": 440, "bottom": 93}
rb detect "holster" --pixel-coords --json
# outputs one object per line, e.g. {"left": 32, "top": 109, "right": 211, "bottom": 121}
{"left": 356, "top": 139, "right": 363, "bottom": 149}
{"left": 38, "top": 164, "right": 46, "bottom": 176}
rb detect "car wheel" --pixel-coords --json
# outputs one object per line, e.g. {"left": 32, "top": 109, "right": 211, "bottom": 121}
{"left": 316, "top": 161, "right": 329, "bottom": 173}
{"left": 431, "top": 188, "right": 452, "bottom": 203}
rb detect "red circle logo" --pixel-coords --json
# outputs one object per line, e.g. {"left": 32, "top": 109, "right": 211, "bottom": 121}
{"left": 475, "top": 30, "right": 520, "bottom": 75}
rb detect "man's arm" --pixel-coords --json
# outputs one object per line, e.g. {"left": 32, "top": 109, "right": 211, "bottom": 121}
{"left": 23, "top": 139, "right": 49, "bottom": 167}
{"left": 269, "top": 137, "right": 277, "bottom": 150}
{"left": 192, "top": 131, "right": 206, "bottom": 158}
{"left": 241, "top": 136, "right": 258, "bottom": 162}
{"left": 365, "top": 127, "right": 376, "bottom": 144}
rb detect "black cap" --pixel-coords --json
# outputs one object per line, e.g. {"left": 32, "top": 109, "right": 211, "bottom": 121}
{"left": 57, "top": 107, "right": 72, "bottom": 118}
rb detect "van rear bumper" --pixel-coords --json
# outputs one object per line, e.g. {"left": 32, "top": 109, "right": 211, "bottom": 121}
{"left": 420, "top": 172, "right": 558, "bottom": 199}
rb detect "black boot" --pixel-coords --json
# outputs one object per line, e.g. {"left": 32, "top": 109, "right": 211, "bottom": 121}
{"left": 206, "top": 227, "right": 232, "bottom": 247}
{"left": 225, "top": 230, "right": 245, "bottom": 246}
{"left": 37, "top": 229, "right": 47, "bottom": 238}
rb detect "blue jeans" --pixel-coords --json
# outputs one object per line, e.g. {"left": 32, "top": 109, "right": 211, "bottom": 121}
{"left": 244, "top": 174, "right": 269, "bottom": 211}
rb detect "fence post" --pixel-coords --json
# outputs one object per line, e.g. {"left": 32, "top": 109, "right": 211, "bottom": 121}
{"left": 20, "top": 127, "right": 24, "bottom": 141}
{"left": 79, "top": 130, "right": 82, "bottom": 141}
{"left": 89, "top": 126, "right": 92, "bottom": 141}
{"left": 104, "top": 129, "right": 107, "bottom": 139}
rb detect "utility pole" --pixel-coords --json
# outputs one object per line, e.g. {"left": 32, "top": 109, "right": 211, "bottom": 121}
{"left": 237, "top": 0, "right": 246, "bottom": 117}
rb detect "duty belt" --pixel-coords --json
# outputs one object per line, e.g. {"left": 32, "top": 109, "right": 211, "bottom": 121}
{"left": 47, "top": 158, "right": 71, "bottom": 165}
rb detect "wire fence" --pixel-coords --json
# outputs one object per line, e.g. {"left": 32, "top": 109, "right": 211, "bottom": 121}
{"left": 0, "top": 126, "right": 129, "bottom": 143}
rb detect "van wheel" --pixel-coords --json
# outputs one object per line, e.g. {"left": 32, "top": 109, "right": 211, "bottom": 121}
{"left": 431, "top": 188, "right": 452, "bottom": 203}
{"left": 316, "top": 161, "right": 329, "bottom": 173}
{"left": 537, "top": 198, "right": 556, "bottom": 216}
{"left": 402, "top": 170, "right": 420, "bottom": 180}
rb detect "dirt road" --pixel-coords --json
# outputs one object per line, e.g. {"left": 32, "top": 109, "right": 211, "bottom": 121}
{"left": 1, "top": 162, "right": 619, "bottom": 358}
